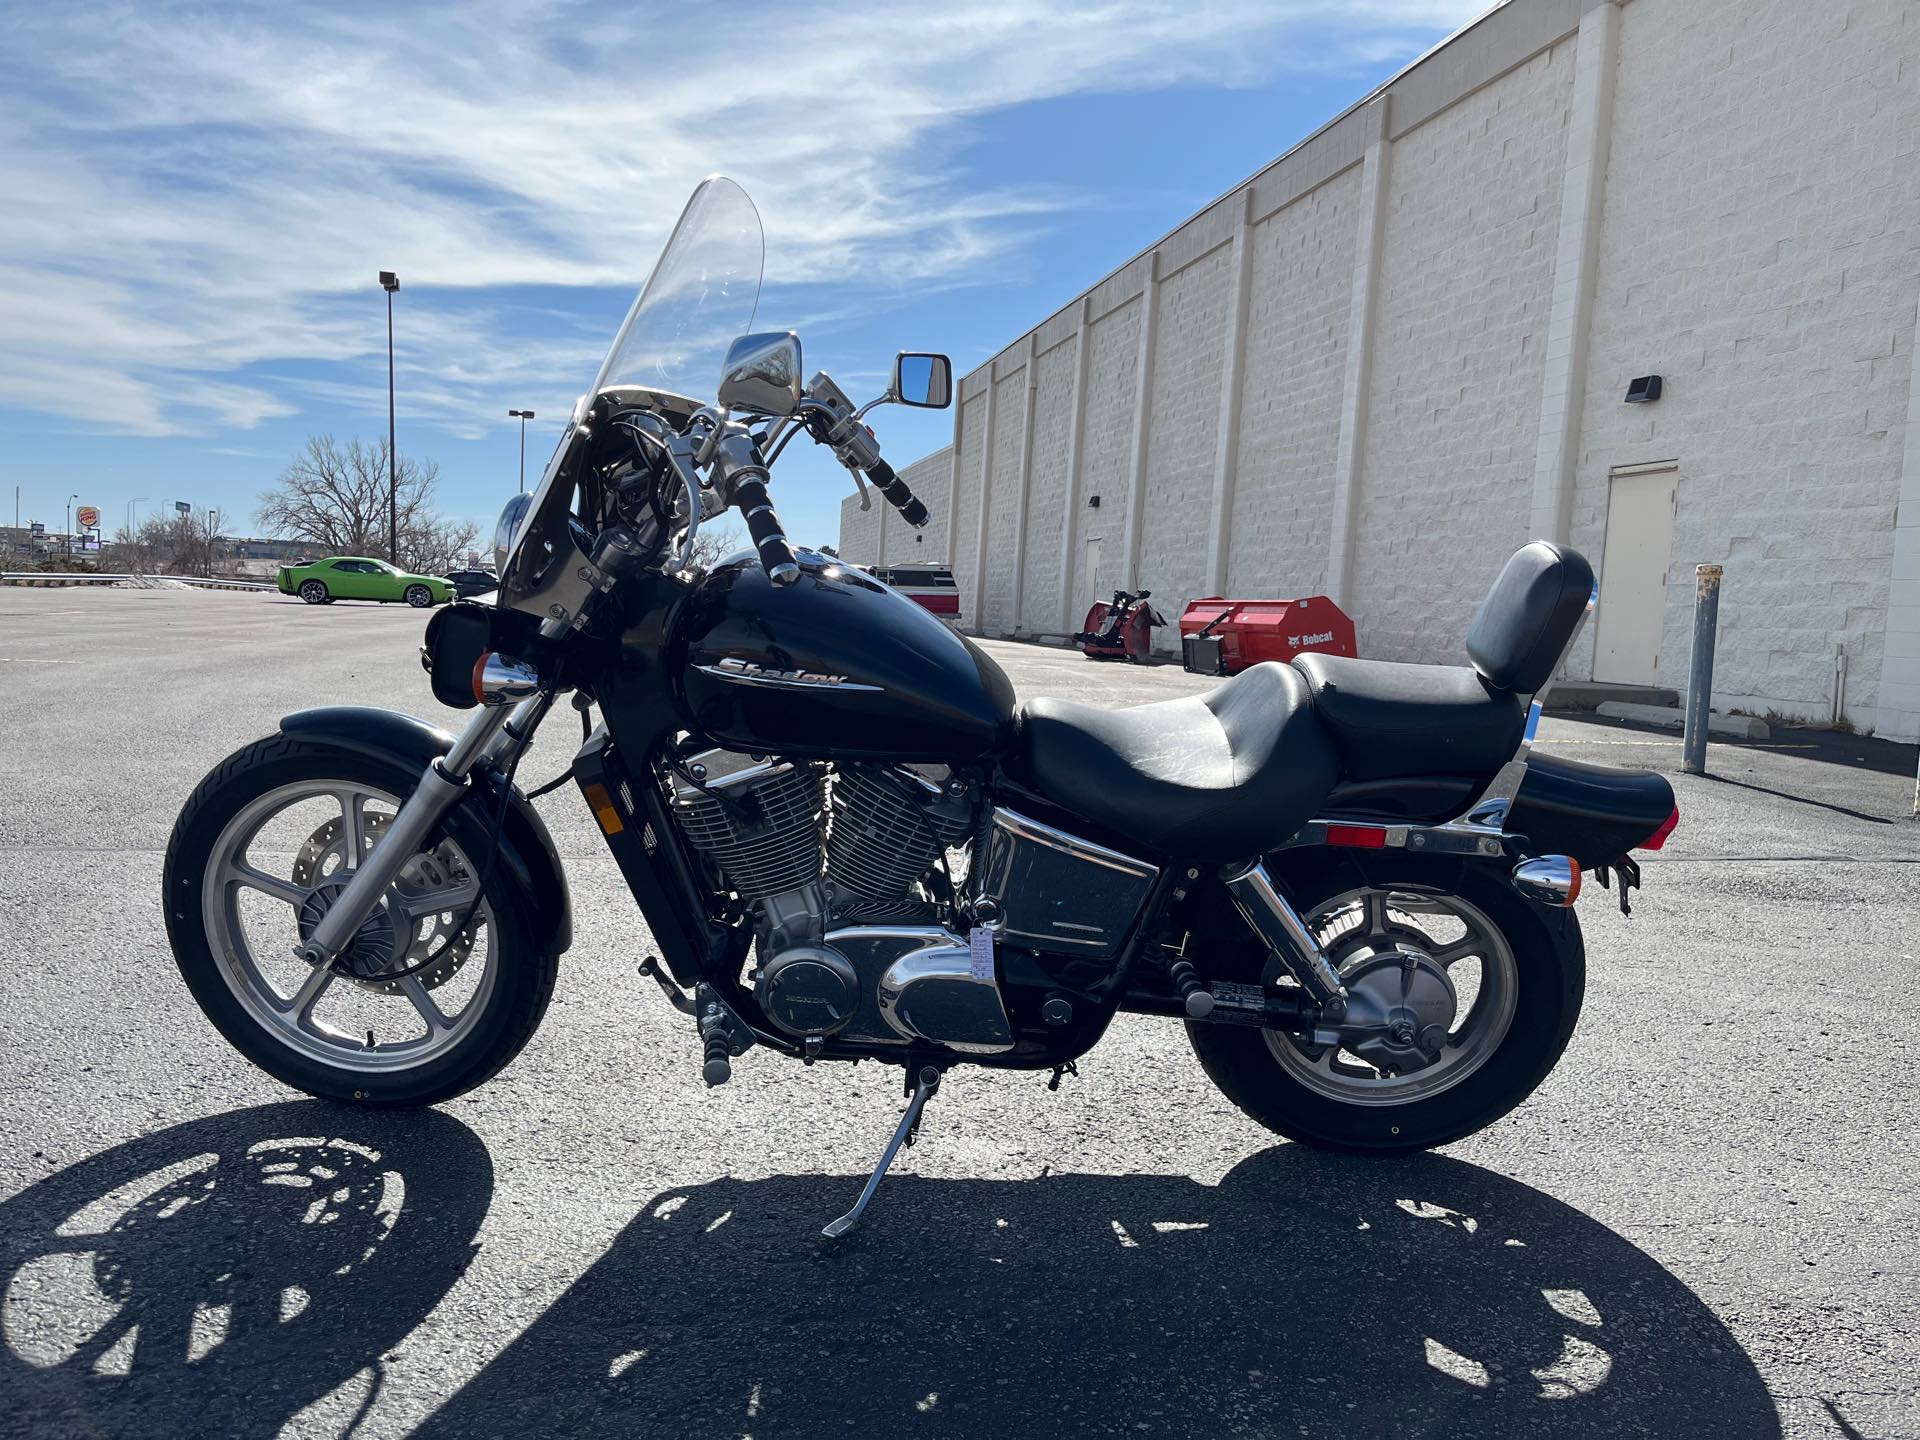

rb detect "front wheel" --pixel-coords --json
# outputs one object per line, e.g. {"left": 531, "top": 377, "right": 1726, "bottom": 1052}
{"left": 163, "top": 735, "right": 558, "bottom": 1107}
{"left": 404, "top": 584, "right": 434, "bottom": 608}
{"left": 1187, "top": 859, "right": 1584, "bottom": 1153}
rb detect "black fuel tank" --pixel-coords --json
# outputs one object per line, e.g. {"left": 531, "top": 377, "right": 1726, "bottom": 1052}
{"left": 669, "top": 551, "right": 1015, "bottom": 763}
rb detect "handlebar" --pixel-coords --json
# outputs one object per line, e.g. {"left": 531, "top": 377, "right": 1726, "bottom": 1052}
{"left": 732, "top": 476, "right": 800, "bottom": 585}
{"left": 863, "top": 459, "right": 929, "bottom": 529}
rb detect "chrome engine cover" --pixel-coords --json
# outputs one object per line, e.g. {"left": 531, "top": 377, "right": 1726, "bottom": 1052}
{"left": 752, "top": 926, "right": 1013, "bottom": 1055}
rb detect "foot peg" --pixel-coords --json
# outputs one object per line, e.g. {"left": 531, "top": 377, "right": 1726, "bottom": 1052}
{"left": 822, "top": 1065, "right": 941, "bottom": 1239}
{"left": 1167, "top": 956, "right": 1214, "bottom": 1018}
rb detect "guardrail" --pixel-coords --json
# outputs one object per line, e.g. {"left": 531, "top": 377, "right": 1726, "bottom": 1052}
{"left": 0, "top": 572, "right": 276, "bottom": 591}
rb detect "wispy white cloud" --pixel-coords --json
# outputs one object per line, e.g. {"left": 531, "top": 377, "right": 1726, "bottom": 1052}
{"left": 0, "top": 0, "right": 1480, "bottom": 438}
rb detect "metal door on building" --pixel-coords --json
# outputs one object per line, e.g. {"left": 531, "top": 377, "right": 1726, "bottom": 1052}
{"left": 1592, "top": 462, "right": 1678, "bottom": 686}
{"left": 1082, "top": 537, "right": 1104, "bottom": 614}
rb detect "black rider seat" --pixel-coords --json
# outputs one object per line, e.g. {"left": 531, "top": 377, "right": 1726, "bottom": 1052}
{"left": 1009, "top": 661, "right": 1340, "bottom": 862}
{"left": 1291, "top": 540, "right": 1594, "bottom": 782}
{"left": 1290, "top": 654, "right": 1523, "bottom": 782}
{"left": 1008, "top": 542, "right": 1595, "bottom": 861}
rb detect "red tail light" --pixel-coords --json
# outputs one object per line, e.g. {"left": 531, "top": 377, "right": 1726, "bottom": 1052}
{"left": 1641, "top": 804, "right": 1680, "bottom": 851}
{"left": 1324, "top": 823, "right": 1387, "bottom": 849}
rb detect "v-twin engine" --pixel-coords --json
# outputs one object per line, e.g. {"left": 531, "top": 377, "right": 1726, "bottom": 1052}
{"left": 668, "top": 750, "right": 1011, "bottom": 1052}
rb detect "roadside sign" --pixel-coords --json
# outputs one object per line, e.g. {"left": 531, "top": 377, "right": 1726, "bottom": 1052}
{"left": 175, "top": 501, "right": 191, "bottom": 515}
{"left": 30, "top": 521, "right": 44, "bottom": 535}
{"left": 76, "top": 505, "right": 100, "bottom": 530}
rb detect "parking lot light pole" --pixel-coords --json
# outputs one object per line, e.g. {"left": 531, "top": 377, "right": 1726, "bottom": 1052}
{"left": 508, "top": 409, "right": 536, "bottom": 492}
{"left": 380, "top": 271, "right": 400, "bottom": 564}
{"left": 66, "top": 493, "right": 77, "bottom": 557}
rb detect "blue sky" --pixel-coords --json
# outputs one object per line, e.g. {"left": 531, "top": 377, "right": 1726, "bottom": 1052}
{"left": 0, "top": 0, "right": 1479, "bottom": 555}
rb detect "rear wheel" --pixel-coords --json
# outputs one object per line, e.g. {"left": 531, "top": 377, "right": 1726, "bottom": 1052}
{"left": 298, "top": 579, "right": 330, "bottom": 605}
{"left": 405, "top": 584, "right": 434, "bottom": 608}
{"left": 163, "top": 735, "right": 559, "bottom": 1107}
{"left": 1187, "top": 860, "right": 1583, "bottom": 1153}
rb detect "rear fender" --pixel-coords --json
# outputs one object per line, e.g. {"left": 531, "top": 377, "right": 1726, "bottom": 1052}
{"left": 279, "top": 706, "right": 572, "bottom": 956}
{"left": 1505, "top": 751, "right": 1676, "bottom": 868}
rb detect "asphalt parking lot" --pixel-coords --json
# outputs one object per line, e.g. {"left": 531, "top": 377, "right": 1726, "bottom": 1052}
{"left": 1, "top": 586, "right": 1915, "bottom": 1439}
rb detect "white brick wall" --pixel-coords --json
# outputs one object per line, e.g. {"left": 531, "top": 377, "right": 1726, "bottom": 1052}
{"left": 947, "top": 393, "right": 988, "bottom": 613}
{"left": 1568, "top": 0, "right": 1920, "bottom": 728}
{"left": 1137, "top": 244, "right": 1234, "bottom": 648}
{"left": 1020, "top": 336, "right": 1078, "bottom": 631}
{"left": 838, "top": 445, "right": 954, "bottom": 571}
{"left": 1229, "top": 168, "right": 1361, "bottom": 597}
{"left": 893, "top": 446, "right": 953, "bottom": 570}
{"left": 836, "top": 487, "right": 880, "bottom": 564}
{"left": 1353, "top": 40, "right": 1572, "bottom": 662}
{"left": 857, "top": 0, "right": 1920, "bottom": 734}
{"left": 1071, "top": 298, "right": 1144, "bottom": 621}
{"left": 981, "top": 369, "right": 1028, "bottom": 634}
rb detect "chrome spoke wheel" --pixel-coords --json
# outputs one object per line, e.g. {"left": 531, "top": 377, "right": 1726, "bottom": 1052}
{"left": 201, "top": 780, "right": 497, "bottom": 1074}
{"left": 1263, "top": 887, "right": 1518, "bottom": 1106}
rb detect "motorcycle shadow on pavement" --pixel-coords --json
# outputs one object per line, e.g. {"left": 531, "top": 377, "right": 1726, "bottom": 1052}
{"left": 0, "top": 1101, "right": 491, "bottom": 1440}
{"left": 419, "top": 1144, "right": 1778, "bottom": 1440}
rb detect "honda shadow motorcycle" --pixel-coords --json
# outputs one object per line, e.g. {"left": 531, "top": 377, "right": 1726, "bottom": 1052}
{"left": 165, "top": 177, "right": 1679, "bottom": 1236}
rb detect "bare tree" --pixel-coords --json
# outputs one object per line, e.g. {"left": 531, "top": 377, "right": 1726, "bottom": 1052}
{"left": 257, "top": 435, "right": 478, "bottom": 574}
{"left": 112, "top": 514, "right": 214, "bottom": 575}
{"left": 687, "top": 523, "right": 747, "bottom": 571}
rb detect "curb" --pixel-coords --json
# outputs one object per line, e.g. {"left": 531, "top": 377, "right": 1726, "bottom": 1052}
{"left": 1595, "top": 700, "right": 1771, "bottom": 739}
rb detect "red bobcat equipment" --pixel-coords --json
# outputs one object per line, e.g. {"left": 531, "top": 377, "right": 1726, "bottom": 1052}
{"left": 1075, "top": 588, "right": 1164, "bottom": 663}
{"left": 1178, "top": 594, "right": 1357, "bottom": 675}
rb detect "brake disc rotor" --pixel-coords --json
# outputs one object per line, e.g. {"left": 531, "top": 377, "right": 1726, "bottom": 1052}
{"left": 291, "top": 815, "right": 478, "bottom": 994}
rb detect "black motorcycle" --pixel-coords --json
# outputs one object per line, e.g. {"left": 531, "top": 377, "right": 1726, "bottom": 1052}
{"left": 165, "top": 178, "right": 1679, "bottom": 1236}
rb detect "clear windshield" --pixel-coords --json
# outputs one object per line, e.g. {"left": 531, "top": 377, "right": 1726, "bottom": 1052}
{"left": 591, "top": 176, "right": 764, "bottom": 404}
{"left": 497, "top": 177, "right": 763, "bottom": 602}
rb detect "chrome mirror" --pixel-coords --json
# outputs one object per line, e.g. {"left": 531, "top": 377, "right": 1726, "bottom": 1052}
{"left": 719, "top": 331, "right": 804, "bottom": 417}
{"left": 892, "top": 352, "right": 952, "bottom": 409}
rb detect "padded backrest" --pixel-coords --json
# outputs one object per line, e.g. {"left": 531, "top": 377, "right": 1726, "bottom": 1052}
{"left": 1466, "top": 541, "right": 1595, "bottom": 694}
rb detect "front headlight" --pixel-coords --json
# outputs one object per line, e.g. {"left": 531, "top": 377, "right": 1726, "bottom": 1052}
{"left": 493, "top": 492, "right": 533, "bottom": 579}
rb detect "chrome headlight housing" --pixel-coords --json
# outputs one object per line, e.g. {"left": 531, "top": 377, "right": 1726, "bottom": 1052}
{"left": 492, "top": 492, "right": 533, "bottom": 580}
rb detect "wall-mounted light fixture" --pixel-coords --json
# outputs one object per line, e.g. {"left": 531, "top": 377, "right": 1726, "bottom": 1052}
{"left": 1625, "top": 375, "right": 1663, "bottom": 403}
{"left": 1088, "top": 494, "right": 1101, "bottom": 508}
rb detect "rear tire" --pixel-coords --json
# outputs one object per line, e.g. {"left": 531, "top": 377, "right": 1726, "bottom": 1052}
{"left": 163, "top": 735, "right": 559, "bottom": 1107}
{"left": 299, "top": 580, "right": 329, "bottom": 605}
{"left": 1187, "top": 858, "right": 1584, "bottom": 1154}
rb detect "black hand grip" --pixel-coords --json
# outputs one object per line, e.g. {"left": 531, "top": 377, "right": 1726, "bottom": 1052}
{"left": 733, "top": 478, "right": 800, "bottom": 585}
{"left": 865, "top": 459, "right": 930, "bottom": 529}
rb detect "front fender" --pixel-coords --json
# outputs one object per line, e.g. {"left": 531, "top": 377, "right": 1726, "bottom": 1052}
{"left": 280, "top": 705, "right": 573, "bottom": 957}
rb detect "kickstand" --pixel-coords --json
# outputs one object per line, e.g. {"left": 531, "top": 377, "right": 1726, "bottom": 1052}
{"left": 822, "top": 1065, "right": 941, "bottom": 1239}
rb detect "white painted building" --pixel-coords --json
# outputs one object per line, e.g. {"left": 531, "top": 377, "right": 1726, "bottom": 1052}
{"left": 845, "top": 0, "right": 1920, "bottom": 738}
{"left": 836, "top": 445, "right": 954, "bottom": 571}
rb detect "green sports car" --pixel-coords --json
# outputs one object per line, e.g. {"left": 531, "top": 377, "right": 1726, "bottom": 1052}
{"left": 275, "top": 556, "right": 455, "bottom": 607}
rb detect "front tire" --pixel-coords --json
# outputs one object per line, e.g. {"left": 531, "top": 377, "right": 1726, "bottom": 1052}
{"left": 163, "top": 734, "right": 559, "bottom": 1107}
{"left": 405, "top": 584, "right": 434, "bottom": 608}
{"left": 1187, "top": 858, "right": 1584, "bottom": 1154}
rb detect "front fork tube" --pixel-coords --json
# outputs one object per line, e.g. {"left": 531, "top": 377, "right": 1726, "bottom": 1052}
{"left": 294, "top": 693, "right": 542, "bottom": 967}
{"left": 1220, "top": 861, "right": 1349, "bottom": 1021}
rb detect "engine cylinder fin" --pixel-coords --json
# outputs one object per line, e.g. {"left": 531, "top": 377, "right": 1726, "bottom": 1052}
{"left": 670, "top": 756, "right": 825, "bottom": 899}
{"left": 826, "top": 764, "right": 963, "bottom": 901}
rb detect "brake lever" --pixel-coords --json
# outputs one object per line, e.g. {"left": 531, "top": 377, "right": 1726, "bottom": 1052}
{"left": 661, "top": 436, "right": 704, "bottom": 574}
